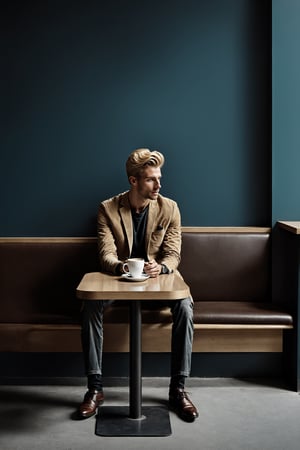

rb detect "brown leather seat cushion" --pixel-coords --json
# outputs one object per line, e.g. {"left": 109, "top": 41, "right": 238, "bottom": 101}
{"left": 193, "top": 301, "right": 293, "bottom": 325}
{"left": 103, "top": 301, "right": 293, "bottom": 326}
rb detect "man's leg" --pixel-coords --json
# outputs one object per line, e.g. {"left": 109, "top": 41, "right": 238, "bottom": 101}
{"left": 169, "top": 296, "right": 199, "bottom": 422}
{"left": 78, "top": 300, "right": 106, "bottom": 419}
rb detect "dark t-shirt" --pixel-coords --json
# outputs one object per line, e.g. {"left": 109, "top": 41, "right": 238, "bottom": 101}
{"left": 130, "top": 206, "right": 149, "bottom": 260}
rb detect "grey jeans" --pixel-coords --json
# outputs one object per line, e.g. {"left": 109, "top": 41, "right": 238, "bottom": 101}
{"left": 81, "top": 297, "right": 194, "bottom": 378}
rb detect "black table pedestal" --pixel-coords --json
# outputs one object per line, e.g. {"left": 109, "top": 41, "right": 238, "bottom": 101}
{"left": 95, "top": 300, "right": 172, "bottom": 437}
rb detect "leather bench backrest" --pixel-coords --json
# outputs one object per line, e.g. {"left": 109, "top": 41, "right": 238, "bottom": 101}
{"left": 0, "top": 231, "right": 271, "bottom": 324}
{"left": 0, "top": 241, "right": 98, "bottom": 324}
{"left": 179, "top": 232, "right": 270, "bottom": 302}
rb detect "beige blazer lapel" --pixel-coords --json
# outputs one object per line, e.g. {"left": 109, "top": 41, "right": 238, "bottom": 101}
{"left": 145, "top": 200, "right": 158, "bottom": 254}
{"left": 119, "top": 193, "right": 133, "bottom": 255}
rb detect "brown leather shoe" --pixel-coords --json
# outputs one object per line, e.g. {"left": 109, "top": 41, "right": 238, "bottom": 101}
{"left": 169, "top": 388, "right": 199, "bottom": 422}
{"left": 78, "top": 390, "right": 104, "bottom": 419}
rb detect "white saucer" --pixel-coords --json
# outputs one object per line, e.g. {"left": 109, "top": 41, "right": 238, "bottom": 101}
{"left": 121, "top": 273, "right": 150, "bottom": 282}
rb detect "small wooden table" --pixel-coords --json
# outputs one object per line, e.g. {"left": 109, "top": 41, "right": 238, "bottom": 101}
{"left": 76, "top": 271, "right": 190, "bottom": 436}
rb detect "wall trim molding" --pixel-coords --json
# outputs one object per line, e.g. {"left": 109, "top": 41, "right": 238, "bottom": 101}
{"left": 0, "top": 227, "right": 272, "bottom": 243}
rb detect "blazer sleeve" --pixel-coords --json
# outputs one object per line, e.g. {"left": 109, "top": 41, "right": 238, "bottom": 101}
{"left": 97, "top": 202, "right": 122, "bottom": 274}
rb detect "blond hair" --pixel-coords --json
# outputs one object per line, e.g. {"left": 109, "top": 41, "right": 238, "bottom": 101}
{"left": 126, "top": 148, "right": 165, "bottom": 178}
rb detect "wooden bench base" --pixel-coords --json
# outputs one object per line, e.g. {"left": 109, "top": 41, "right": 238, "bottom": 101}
{"left": 0, "top": 323, "right": 291, "bottom": 353}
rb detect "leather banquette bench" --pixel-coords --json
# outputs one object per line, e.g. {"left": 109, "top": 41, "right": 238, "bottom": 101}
{"left": 0, "top": 227, "right": 295, "bottom": 384}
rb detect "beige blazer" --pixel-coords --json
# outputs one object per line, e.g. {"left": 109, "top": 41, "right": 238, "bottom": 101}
{"left": 97, "top": 191, "right": 182, "bottom": 274}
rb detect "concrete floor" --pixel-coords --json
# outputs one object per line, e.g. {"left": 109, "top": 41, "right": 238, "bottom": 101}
{"left": 0, "top": 378, "right": 299, "bottom": 450}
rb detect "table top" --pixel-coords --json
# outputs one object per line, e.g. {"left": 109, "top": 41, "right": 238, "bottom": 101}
{"left": 278, "top": 221, "right": 300, "bottom": 235}
{"left": 76, "top": 271, "right": 190, "bottom": 300}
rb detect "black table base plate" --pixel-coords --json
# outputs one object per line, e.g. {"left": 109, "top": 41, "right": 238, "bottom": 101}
{"left": 95, "top": 406, "right": 172, "bottom": 437}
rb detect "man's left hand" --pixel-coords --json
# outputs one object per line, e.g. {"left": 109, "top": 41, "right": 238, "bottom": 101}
{"left": 144, "top": 260, "right": 161, "bottom": 278}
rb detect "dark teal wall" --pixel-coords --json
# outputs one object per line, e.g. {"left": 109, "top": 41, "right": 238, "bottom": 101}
{"left": 1, "top": 0, "right": 271, "bottom": 236}
{"left": 272, "top": 0, "right": 300, "bottom": 224}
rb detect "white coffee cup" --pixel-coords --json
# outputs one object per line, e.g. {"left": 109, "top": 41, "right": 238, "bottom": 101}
{"left": 123, "top": 258, "right": 144, "bottom": 278}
